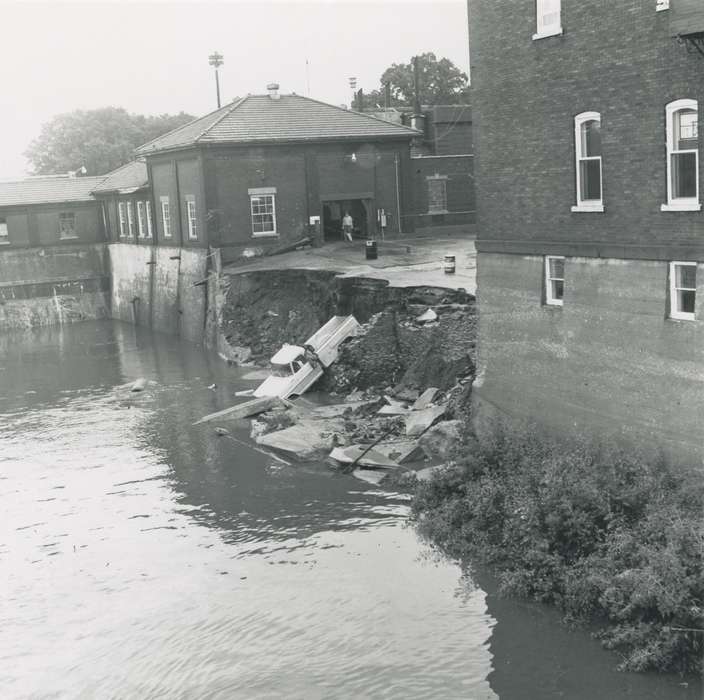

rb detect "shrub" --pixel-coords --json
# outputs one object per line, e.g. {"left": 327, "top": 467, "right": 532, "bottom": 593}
{"left": 411, "top": 421, "right": 704, "bottom": 674}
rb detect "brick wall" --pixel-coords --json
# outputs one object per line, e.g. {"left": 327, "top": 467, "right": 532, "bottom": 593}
{"left": 471, "top": 0, "right": 704, "bottom": 260}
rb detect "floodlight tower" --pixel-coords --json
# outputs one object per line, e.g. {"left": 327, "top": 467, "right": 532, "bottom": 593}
{"left": 209, "top": 52, "right": 224, "bottom": 108}
{"left": 348, "top": 76, "right": 357, "bottom": 110}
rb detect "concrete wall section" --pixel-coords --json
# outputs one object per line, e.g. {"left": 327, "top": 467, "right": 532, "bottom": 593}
{"left": 108, "top": 243, "right": 154, "bottom": 327}
{"left": 473, "top": 252, "right": 704, "bottom": 464}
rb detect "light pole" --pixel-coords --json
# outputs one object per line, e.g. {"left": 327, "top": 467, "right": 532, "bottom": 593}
{"left": 348, "top": 76, "right": 357, "bottom": 110}
{"left": 209, "top": 52, "right": 224, "bottom": 108}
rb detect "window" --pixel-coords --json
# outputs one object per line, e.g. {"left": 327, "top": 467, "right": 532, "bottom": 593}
{"left": 160, "top": 196, "right": 172, "bottom": 238}
{"left": 146, "top": 201, "right": 153, "bottom": 238}
{"left": 663, "top": 99, "right": 700, "bottom": 211}
{"left": 249, "top": 187, "right": 277, "bottom": 236}
{"left": 545, "top": 255, "right": 565, "bottom": 306}
{"left": 118, "top": 202, "right": 127, "bottom": 238}
{"left": 186, "top": 197, "right": 198, "bottom": 240}
{"left": 127, "top": 201, "right": 135, "bottom": 237}
{"left": 534, "top": 0, "right": 562, "bottom": 39}
{"left": 0, "top": 217, "right": 8, "bottom": 242}
{"left": 669, "top": 261, "right": 697, "bottom": 320}
{"left": 137, "top": 201, "right": 146, "bottom": 238}
{"left": 58, "top": 212, "right": 76, "bottom": 239}
{"left": 572, "top": 112, "right": 603, "bottom": 212}
{"left": 427, "top": 174, "right": 448, "bottom": 214}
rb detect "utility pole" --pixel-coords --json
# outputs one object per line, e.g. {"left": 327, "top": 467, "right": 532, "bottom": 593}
{"left": 209, "top": 52, "right": 224, "bottom": 108}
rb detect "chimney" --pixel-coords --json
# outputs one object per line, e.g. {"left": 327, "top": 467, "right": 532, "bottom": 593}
{"left": 267, "top": 82, "right": 280, "bottom": 100}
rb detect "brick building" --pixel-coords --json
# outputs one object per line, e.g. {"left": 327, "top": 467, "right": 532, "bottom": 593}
{"left": 134, "top": 85, "right": 419, "bottom": 261}
{"left": 470, "top": 0, "right": 704, "bottom": 463}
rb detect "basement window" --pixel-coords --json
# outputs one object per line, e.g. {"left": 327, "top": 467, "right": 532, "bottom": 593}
{"left": 59, "top": 212, "right": 77, "bottom": 239}
{"left": 669, "top": 261, "right": 697, "bottom": 320}
{"left": 427, "top": 174, "right": 449, "bottom": 214}
{"left": 545, "top": 255, "right": 565, "bottom": 306}
{"left": 0, "top": 217, "right": 8, "bottom": 242}
{"left": 186, "top": 197, "right": 198, "bottom": 240}
{"left": 118, "top": 202, "right": 127, "bottom": 238}
{"left": 137, "top": 201, "right": 146, "bottom": 238}
{"left": 160, "top": 196, "right": 172, "bottom": 238}
{"left": 534, "top": 0, "right": 562, "bottom": 39}
{"left": 662, "top": 99, "right": 700, "bottom": 211}
{"left": 249, "top": 187, "right": 277, "bottom": 237}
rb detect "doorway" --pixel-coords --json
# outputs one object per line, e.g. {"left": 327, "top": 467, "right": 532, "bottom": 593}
{"left": 322, "top": 199, "right": 371, "bottom": 241}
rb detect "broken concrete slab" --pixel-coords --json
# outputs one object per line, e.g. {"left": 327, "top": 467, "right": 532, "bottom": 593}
{"left": 412, "top": 387, "right": 440, "bottom": 411}
{"left": 308, "top": 401, "right": 370, "bottom": 419}
{"left": 329, "top": 445, "right": 399, "bottom": 468}
{"left": 352, "top": 468, "right": 387, "bottom": 486}
{"left": 131, "top": 377, "right": 147, "bottom": 392}
{"left": 193, "top": 396, "right": 284, "bottom": 425}
{"left": 419, "top": 420, "right": 463, "bottom": 461}
{"left": 377, "top": 397, "right": 410, "bottom": 416}
{"left": 405, "top": 404, "right": 446, "bottom": 437}
{"left": 414, "top": 464, "right": 445, "bottom": 482}
{"left": 374, "top": 440, "right": 426, "bottom": 465}
{"left": 257, "top": 418, "right": 345, "bottom": 461}
{"left": 416, "top": 308, "right": 438, "bottom": 323}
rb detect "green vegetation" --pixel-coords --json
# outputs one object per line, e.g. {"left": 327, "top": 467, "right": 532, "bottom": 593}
{"left": 411, "top": 422, "right": 704, "bottom": 674}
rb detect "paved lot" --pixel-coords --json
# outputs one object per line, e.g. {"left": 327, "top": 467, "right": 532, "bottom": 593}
{"left": 222, "top": 237, "right": 477, "bottom": 293}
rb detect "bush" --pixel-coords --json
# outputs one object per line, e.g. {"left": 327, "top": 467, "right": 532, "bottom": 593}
{"left": 411, "top": 422, "right": 704, "bottom": 674}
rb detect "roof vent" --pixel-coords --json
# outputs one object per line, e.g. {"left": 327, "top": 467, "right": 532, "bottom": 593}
{"left": 267, "top": 83, "right": 280, "bottom": 100}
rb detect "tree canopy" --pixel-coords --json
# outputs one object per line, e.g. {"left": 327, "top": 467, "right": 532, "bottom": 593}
{"left": 25, "top": 108, "right": 195, "bottom": 176}
{"left": 360, "top": 53, "right": 470, "bottom": 110}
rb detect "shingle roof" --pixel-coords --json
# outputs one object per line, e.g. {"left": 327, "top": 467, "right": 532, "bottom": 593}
{"left": 135, "top": 94, "right": 419, "bottom": 155}
{"left": 92, "top": 160, "right": 148, "bottom": 194}
{"left": 0, "top": 175, "right": 106, "bottom": 207}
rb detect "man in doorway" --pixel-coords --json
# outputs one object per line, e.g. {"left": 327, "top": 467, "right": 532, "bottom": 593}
{"left": 342, "top": 211, "right": 354, "bottom": 242}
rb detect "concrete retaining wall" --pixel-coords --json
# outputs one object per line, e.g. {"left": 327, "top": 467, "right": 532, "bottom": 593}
{"left": 0, "top": 244, "right": 110, "bottom": 330}
{"left": 473, "top": 252, "right": 704, "bottom": 466}
{"left": 108, "top": 243, "right": 208, "bottom": 343}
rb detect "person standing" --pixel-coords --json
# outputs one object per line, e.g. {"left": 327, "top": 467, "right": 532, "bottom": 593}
{"left": 342, "top": 211, "right": 354, "bottom": 242}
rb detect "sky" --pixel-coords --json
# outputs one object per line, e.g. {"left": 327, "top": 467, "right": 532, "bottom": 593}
{"left": 0, "top": 0, "right": 469, "bottom": 179}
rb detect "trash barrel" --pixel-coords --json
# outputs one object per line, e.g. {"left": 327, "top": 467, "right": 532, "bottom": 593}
{"left": 443, "top": 254, "right": 456, "bottom": 274}
{"left": 365, "top": 240, "right": 378, "bottom": 260}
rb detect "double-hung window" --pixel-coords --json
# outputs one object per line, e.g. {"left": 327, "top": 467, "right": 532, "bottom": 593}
{"left": 534, "top": 0, "right": 562, "bottom": 39}
{"left": 663, "top": 99, "right": 700, "bottom": 211}
{"left": 186, "top": 196, "right": 198, "bottom": 240}
{"left": 0, "top": 217, "right": 8, "bottom": 243}
{"left": 669, "top": 262, "right": 697, "bottom": 320}
{"left": 127, "top": 201, "right": 135, "bottom": 238}
{"left": 59, "top": 212, "right": 76, "bottom": 239}
{"left": 137, "top": 201, "right": 146, "bottom": 238}
{"left": 118, "top": 202, "right": 127, "bottom": 238}
{"left": 545, "top": 255, "right": 565, "bottom": 306}
{"left": 145, "top": 201, "right": 153, "bottom": 238}
{"left": 427, "top": 174, "right": 449, "bottom": 214}
{"left": 248, "top": 187, "right": 277, "bottom": 237}
{"left": 160, "top": 196, "right": 172, "bottom": 238}
{"left": 572, "top": 112, "right": 603, "bottom": 212}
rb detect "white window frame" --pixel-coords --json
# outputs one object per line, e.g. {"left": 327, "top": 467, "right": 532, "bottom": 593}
{"left": 58, "top": 211, "right": 77, "bottom": 240}
{"left": 127, "top": 201, "right": 135, "bottom": 238}
{"left": 669, "top": 261, "right": 697, "bottom": 321}
{"left": 146, "top": 200, "right": 153, "bottom": 238}
{"left": 137, "top": 201, "right": 146, "bottom": 238}
{"left": 662, "top": 99, "right": 701, "bottom": 212}
{"left": 533, "top": 0, "right": 562, "bottom": 40}
{"left": 186, "top": 197, "right": 198, "bottom": 240}
{"left": 572, "top": 112, "right": 604, "bottom": 213}
{"left": 0, "top": 217, "right": 9, "bottom": 244}
{"left": 118, "top": 202, "right": 127, "bottom": 238}
{"left": 160, "top": 197, "right": 172, "bottom": 239}
{"left": 248, "top": 187, "right": 278, "bottom": 237}
{"left": 545, "top": 255, "right": 565, "bottom": 307}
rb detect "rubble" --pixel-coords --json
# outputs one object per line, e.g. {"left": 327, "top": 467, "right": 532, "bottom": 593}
{"left": 193, "top": 396, "right": 286, "bottom": 425}
{"left": 405, "top": 405, "right": 446, "bottom": 437}
{"left": 418, "top": 420, "right": 463, "bottom": 461}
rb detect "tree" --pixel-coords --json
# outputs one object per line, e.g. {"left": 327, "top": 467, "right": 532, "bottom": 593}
{"left": 25, "top": 108, "right": 195, "bottom": 176}
{"left": 361, "top": 53, "right": 470, "bottom": 109}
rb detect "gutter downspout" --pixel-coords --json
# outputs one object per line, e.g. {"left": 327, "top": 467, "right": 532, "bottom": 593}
{"left": 394, "top": 153, "right": 403, "bottom": 235}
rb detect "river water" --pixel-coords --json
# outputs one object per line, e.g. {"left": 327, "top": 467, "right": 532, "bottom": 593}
{"left": 0, "top": 321, "right": 700, "bottom": 700}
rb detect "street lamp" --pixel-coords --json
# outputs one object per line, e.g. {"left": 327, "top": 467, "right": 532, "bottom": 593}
{"left": 348, "top": 76, "right": 357, "bottom": 110}
{"left": 209, "top": 52, "right": 224, "bottom": 108}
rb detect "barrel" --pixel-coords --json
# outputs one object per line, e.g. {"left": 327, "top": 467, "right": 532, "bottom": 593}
{"left": 365, "top": 240, "right": 378, "bottom": 260}
{"left": 443, "top": 254, "right": 456, "bottom": 274}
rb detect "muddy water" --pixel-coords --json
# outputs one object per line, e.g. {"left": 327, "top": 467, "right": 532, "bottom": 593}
{"left": 0, "top": 321, "right": 699, "bottom": 700}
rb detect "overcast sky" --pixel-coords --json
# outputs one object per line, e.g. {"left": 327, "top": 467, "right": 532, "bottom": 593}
{"left": 0, "top": 0, "right": 469, "bottom": 179}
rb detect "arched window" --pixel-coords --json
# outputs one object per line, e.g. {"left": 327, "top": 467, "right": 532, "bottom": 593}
{"left": 572, "top": 112, "right": 603, "bottom": 212}
{"left": 662, "top": 99, "right": 700, "bottom": 211}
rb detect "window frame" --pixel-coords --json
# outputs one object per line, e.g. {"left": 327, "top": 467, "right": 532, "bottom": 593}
{"left": 669, "top": 261, "right": 697, "bottom": 321}
{"left": 533, "top": 0, "right": 562, "bottom": 40}
{"left": 571, "top": 111, "right": 604, "bottom": 212}
{"left": 426, "top": 174, "right": 449, "bottom": 214}
{"left": 662, "top": 99, "right": 701, "bottom": 212}
{"left": 58, "top": 211, "right": 77, "bottom": 240}
{"left": 0, "top": 216, "right": 8, "bottom": 243}
{"left": 160, "top": 196, "right": 172, "bottom": 239}
{"left": 118, "top": 202, "right": 127, "bottom": 238}
{"left": 126, "top": 201, "right": 135, "bottom": 238}
{"left": 248, "top": 187, "right": 278, "bottom": 237}
{"left": 545, "top": 255, "right": 565, "bottom": 307}
{"left": 186, "top": 197, "right": 198, "bottom": 240}
{"left": 137, "top": 201, "right": 146, "bottom": 238}
{"left": 145, "top": 201, "right": 153, "bottom": 239}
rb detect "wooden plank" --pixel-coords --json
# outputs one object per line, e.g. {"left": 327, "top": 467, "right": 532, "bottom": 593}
{"left": 193, "top": 396, "right": 283, "bottom": 425}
